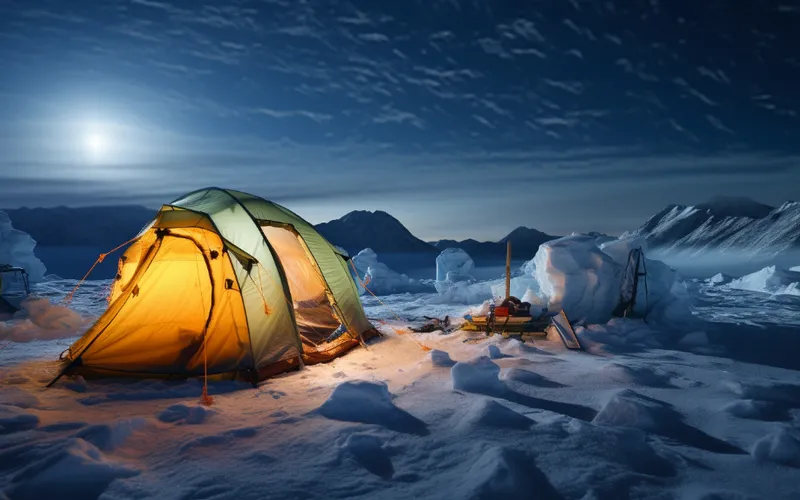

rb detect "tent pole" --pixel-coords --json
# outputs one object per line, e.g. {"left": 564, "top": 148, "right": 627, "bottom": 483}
{"left": 505, "top": 240, "right": 511, "bottom": 300}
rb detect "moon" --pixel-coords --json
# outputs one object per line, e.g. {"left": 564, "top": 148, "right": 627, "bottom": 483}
{"left": 86, "top": 133, "right": 106, "bottom": 155}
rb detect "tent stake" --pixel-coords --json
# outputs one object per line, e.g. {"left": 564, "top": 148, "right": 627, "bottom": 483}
{"left": 505, "top": 240, "right": 511, "bottom": 300}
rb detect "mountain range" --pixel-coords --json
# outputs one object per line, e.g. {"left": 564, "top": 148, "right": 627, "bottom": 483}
{"left": 623, "top": 196, "right": 800, "bottom": 273}
{"left": 3, "top": 195, "right": 798, "bottom": 279}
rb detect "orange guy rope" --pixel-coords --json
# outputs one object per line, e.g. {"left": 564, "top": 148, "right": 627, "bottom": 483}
{"left": 348, "top": 259, "right": 430, "bottom": 351}
{"left": 62, "top": 236, "right": 140, "bottom": 305}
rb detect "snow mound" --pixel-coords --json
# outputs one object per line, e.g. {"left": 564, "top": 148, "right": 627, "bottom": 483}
{"left": 721, "top": 380, "right": 800, "bottom": 404}
{"left": 0, "top": 386, "right": 40, "bottom": 409}
{"left": 751, "top": 427, "right": 800, "bottom": 467}
{"left": 351, "top": 248, "right": 433, "bottom": 295}
{"left": 455, "top": 399, "right": 534, "bottom": 430}
{"left": 157, "top": 404, "right": 214, "bottom": 425}
{"left": 576, "top": 318, "right": 663, "bottom": 351}
{"left": 4, "top": 438, "right": 139, "bottom": 499}
{"left": 504, "top": 368, "right": 565, "bottom": 388}
{"left": 600, "top": 363, "right": 675, "bottom": 388}
{"left": 593, "top": 389, "right": 674, "bottom": 432}
{"left": 75, "top": 418, "right": 149, "bottom": 452}
{"left": 723, "top": 400, "right": 789, "bottom": 422}
{"left": 0, "top": 210, "right": 47, "bottom": 283}
{"left": 428, "top": 349, "right": 456, "bottom": 367}
{"left": 593, "top": 390, "right": 743, "bottom": 454}
{"left": 451, "top": 356, "right": 506, "bottom": 396}
{"left": 0, "top": 404, "right": 39, "bottom": 433}
{"left": 435, "top": 248, "right": 475, "bottom": 293}
{"left": 728, "top": 266, "right": 800, "bottom": 296}
{"left": 485, "top": 344, "right": 510, "bottom": 359}
{"left": 0, "top": 297, "right": 91, "bottom": 343}
{"left": 341, "top": 433, "right": 394, "bottom": 479}
{"left": 457, "top": 446, "right": 560, "bottom": 500}
{"left": 317, "top": 380, "right": 427, "bottom": 435}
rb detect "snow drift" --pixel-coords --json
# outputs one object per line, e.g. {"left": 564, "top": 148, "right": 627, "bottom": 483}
{"left": 0, "top": 210, "right": 47, "bottom": 285}
{"left": 350, "top": 248, "right": 433, "bottom": 295}
{"left": 728, "top": 266, "right": 800, "bottom": 296}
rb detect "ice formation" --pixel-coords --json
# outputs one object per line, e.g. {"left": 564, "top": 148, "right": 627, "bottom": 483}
{"left": 527, "top": 235, "right": 692, "bottom": 326}
{"left": 533, "top": 235, "right": 623, "bottom": 324}
{"left": 350, "top": 248, "right": 433, "bottom": 295}
{"left": 0, "top": 210, "right": 47, "bottom": 286}
{"left": 434, "top": 248, "right": 475, "bottom": 293}
{"left": 728, "top": 266, "right": 800, "bottom": 296}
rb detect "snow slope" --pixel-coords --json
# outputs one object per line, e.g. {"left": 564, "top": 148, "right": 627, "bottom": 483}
{"left": 623, "top": 198, "right": 800, "bottom": 264}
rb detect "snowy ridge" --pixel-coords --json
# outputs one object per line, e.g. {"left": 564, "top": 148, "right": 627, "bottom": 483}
{"left": 624, "top": 198, "right": 800, "bottom": 260}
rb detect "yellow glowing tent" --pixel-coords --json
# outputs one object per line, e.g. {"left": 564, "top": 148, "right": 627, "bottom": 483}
{"left": 51, "top": 188, "right": 377, "bottom": 385}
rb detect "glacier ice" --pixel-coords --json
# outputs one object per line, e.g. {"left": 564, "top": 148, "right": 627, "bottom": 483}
{"left": 530, "top": 235, "right": 693, "bottom": 327}
{"left": 435, "top": 248, "right": 475, "bottom": 283}
{"left": 0, "top": 210, "right": 47, "bottom": 289}
{"left": 350, "top": 248, "right": 433, "bottom": 296}
{"left": 728, "top": 266, "right": 800, "bottom": 296}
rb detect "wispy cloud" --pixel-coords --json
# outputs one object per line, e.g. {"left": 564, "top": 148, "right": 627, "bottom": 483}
{"left": 253, "top": 108, "right": 333, "bottom": 123}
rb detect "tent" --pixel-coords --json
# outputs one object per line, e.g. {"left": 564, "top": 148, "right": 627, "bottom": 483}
{"left": 51, "top": 188, "right": 377, "bottom": 385}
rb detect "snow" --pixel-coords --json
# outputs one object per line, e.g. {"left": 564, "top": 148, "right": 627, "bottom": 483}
{"left": 727, "top": 265, "right": 800, "bottom": 296}
{"left": 1, "top": 262, "right": 800, "bottom": 499}
{"left": 751, "top": 427, "right": 800, "bottom": 467}
{"left": 0, "top": 210, "right": 47, "bottom": 284}
{"left": 351, "top": 248, "right": 434, "bottom": 295}
{"left": 0, "top": 296, "right": 92, "bottom": 343}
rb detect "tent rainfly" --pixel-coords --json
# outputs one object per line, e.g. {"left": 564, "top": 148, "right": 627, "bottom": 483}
{"left": 50, "top": 188, "right": 377, "bottom": 386}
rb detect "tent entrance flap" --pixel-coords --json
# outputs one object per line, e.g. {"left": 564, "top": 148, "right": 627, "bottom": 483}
{"left": 261, "top": 225, "right": 341, "bottom": 347}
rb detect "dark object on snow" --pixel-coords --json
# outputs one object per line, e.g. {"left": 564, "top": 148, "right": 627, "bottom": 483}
{"left": 0, "top": 265, "right": 31, "bottom": 315}
{"left": 325, "top": 323, "right": 348, "bottom": 343}
{"left": 410, "top": 315, "right": 451, "bottom": 333}
{"left": 612, "top": 247, "right": 649, "bottom": 322}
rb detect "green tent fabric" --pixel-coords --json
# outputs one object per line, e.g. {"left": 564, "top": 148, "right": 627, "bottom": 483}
{"left": 54, "top": 188, "right": 377, "bottom": 385}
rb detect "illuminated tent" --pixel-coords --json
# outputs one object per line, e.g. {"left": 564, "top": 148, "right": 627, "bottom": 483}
{"left": 52, "top": 188, "right": 377, "bottom": 385}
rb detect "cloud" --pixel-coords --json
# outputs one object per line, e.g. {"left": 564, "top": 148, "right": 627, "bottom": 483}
{"left": 358, "top": 33, "right": 390, "bottom": 42}
{"left": 477, "top": 38, "right": 512, "bottom": 59}
{"left": 253, "top": 109, "right": 333, "bottom": 123}
{"left": 373, "top": 106, "right": 426, "bottom": 129}
{"left": 706, "top": 114, "right": 735, "bottom": 134}
{"left": 472, "top": 115, "right": 496, "bottom": 128}
{"left": 566, "top": 48, "right": 583, "bottom": 59}
{"left": 542, "top": 79, "right": 585, "bottom": 95}
{"left": 511, "top": 48, "right": 546, "bottom": 58}
{"left": 673, "top": 78, "right": 719, "bottom": 106}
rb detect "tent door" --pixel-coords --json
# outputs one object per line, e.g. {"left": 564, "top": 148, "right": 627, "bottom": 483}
{"left": 261, "top": 225, "right": 341, "bottom": 349}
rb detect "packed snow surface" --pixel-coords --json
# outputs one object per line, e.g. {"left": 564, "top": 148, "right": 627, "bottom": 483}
{"left": 0, "top": 210, "right": 47, "bottom": 284}
{"left": 1, "top": 252, "right": 800, "bottom": 499}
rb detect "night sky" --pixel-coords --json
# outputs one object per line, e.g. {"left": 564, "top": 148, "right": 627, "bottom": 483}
{"left": 1, "top": 0, "right": 798, "bottom": 240}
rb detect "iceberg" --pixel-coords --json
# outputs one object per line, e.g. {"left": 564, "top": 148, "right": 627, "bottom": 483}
{"left": 434, "top": 248, "right": 476, "bottom": 293}
{"left": 728, "top": 266, "right": 800, "bottom": 296}
{"left": 0, "top": 211, "right": 47, "bottom": 291}
{"left": 350, "top": 248, "right": 433, "bottom": 296}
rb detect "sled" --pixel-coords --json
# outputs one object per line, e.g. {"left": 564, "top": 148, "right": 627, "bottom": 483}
{"left": 547, "top": 310, "right": 581, "bottom": 350}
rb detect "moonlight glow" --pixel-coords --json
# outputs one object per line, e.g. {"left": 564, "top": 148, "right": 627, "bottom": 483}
{"left": 85, "top": 133, "right": 106, "bottom": 156}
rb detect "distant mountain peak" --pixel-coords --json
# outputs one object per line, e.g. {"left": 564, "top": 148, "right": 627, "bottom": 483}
{"left": 694, "top": 195, "right": 774, "bottom": 219}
